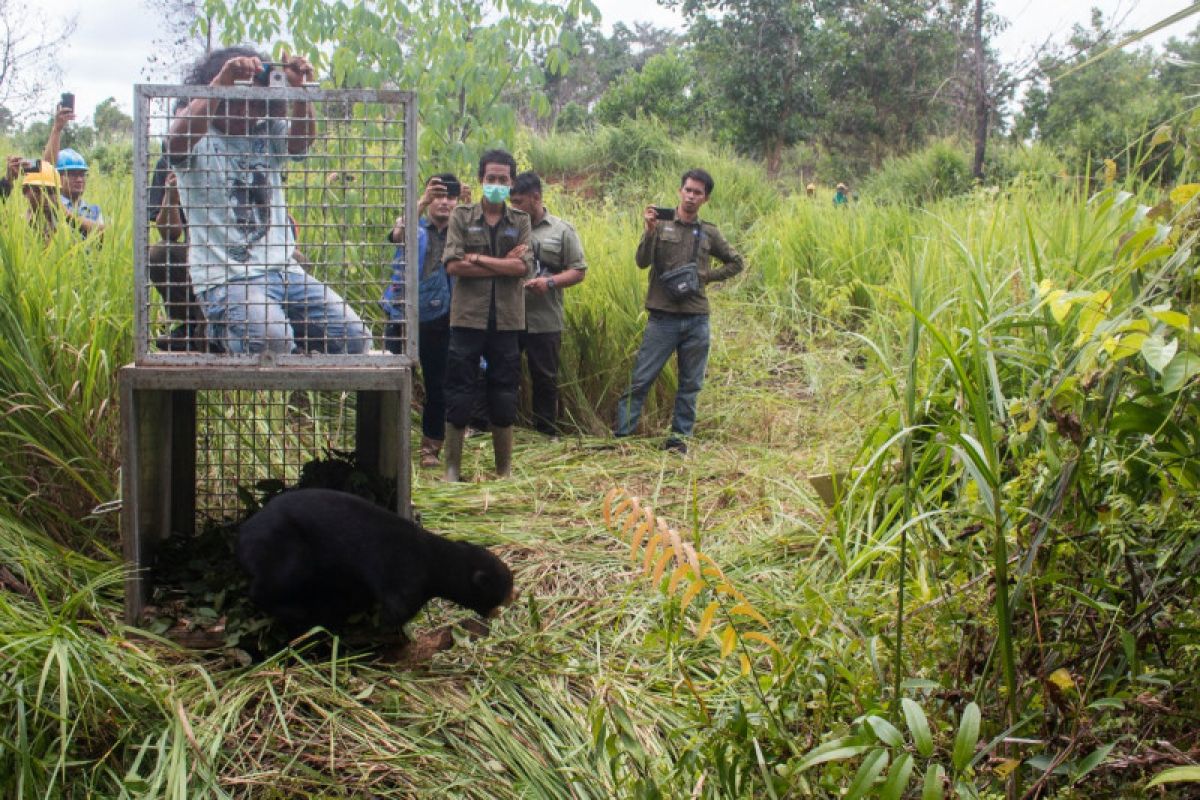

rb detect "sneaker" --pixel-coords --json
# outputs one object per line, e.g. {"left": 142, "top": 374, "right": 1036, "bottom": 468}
{"left": 663, "top": 437, "right": 688, "bottom": 454}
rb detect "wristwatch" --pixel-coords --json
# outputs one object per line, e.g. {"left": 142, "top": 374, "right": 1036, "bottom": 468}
{"left": 547, "top": 276, "right": 557, "bottom": 290}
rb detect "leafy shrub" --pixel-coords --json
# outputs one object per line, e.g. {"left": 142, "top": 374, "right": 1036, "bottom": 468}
{"left": 982, "top": 140, "right": 1066, "bottom": 186}
{"left": 593, "top": 50, "right": 694, "bottom": 130}
{"left": 554, "top": 101, "right": 589, "bottom": 133}
{"left": 863, "top": 139, "right": 973, "bottom": 205}
{"left": 89, "top": 140, "right": 133, "bottom": 176}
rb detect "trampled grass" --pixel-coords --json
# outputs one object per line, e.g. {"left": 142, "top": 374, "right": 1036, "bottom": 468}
{"left": 0, "top": 130, "right": 1194, "bottom": 797}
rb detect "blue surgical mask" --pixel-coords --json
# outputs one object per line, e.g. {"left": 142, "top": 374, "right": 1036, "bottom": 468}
{"left": 482, "top": 184, "right": 511, "bottom": 204}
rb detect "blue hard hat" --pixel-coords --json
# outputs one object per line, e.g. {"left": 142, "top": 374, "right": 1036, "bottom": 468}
{"left": 56, "top": 148, "right": 88, "bottom": 172}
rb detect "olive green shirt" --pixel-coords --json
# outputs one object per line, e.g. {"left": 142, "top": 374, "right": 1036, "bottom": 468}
{"left": 525, "top": 211, "right": 586, "bottom": 334}
{"left": 635, "top": 217, "right": 744, "bottom": 315}
{"left": 442, "top": 203, "right": 534, "bottom": 331}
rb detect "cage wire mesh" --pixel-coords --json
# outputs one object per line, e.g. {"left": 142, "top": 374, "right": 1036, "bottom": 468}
{"left": 194, "top": 388, "right": 358, "bottom": 520}
{"left": 133, "top": 77, "right": 418, "bottom": 365}
{"left": 128, "top": 78, "right": 416, "bottom": 521}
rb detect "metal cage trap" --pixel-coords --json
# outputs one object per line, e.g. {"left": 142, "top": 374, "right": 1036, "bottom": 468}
{"left": 119, "top": 76, "right": 418, "bottom": 623}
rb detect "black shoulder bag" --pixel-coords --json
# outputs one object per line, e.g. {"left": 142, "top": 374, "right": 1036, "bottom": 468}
{"left": 658, "top": 224, "right": 703, "bottom": 302}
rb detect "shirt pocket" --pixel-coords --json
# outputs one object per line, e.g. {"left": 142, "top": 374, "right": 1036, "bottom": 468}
{"left": 464, "top": 227, "right": 489, "bottom": 252}
{"left": 497, "top": 225, "right": 520, "bottom": 255}
{"left": 657, "top": 225, "right": 683, "bottom": 245}
{"left": 539, "top": 237, "right": 564, "bottom": 272}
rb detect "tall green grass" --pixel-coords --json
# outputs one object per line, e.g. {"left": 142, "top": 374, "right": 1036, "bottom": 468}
{"left": 0, "top": 178, "right": 131, "bottom": 545}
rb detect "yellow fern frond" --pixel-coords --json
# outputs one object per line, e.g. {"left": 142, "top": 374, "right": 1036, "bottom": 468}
{"left": 729, "top": 603, "right": 768, "bottom": 625}
{"left": 602, "top": 488, "right": 620, "bottom": 525}
{"left": 720, "top": 626, "right": 738, "bottom": 658}
{"left": 680, "top": 578, "right": 705, "bottom": 612}
{"left": 741, "top": 631, "right": 784, "bottom": 654}
{"left": 666, "top": 528, "right": 685, "bottom": 561}
{"left": 651, "top": 550, "right": 674, "bottom": 583}
{"left": 621, "top": 500, "right": 645, "bottom": 535}
{"left": 630, "top": 519, "right": 652, "bottom": 560}
{"left": 643, "top": 532, "right": 664, "bottom": 571}
{"left": 667, "top": 564, "right": 694, "bottom": 594}
{"left": 696, "top": 601, "right": 720, "bottom": 639}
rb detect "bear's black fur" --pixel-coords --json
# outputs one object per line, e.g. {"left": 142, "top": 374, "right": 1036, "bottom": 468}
{"left": 237, "top": 488, "right": 514, "bottom": 634}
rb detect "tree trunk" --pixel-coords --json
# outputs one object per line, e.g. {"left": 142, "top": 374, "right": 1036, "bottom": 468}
{"left": 765, "top": 138, "right": 783, "bottom": 178}
{"left": 972, "top": 0, "right": 987, "bottom": 181}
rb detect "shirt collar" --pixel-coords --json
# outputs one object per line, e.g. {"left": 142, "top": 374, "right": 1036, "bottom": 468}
{"left": 466, "top": 202, "right": 519, "bottom": 226}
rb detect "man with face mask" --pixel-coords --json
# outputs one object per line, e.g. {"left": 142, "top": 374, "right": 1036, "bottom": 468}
{"left": 440, "top": 149, "right": 534, "bottom": 481}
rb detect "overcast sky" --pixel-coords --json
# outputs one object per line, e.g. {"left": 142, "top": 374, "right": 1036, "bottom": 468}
{"left": 36, "top": 0, "right": 1192, "bottom": 125}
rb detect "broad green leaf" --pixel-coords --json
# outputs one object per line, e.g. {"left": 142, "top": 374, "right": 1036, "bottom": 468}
{"left": 1150, "top": 309, "right": 1190, "bottom": 330}
{"left": 1103, "top": 332, "right": 1144, "bottom": 360}
{"left": 1046, "top": 289, "right": 1071, "bottom": 324}
{"left": 1149, "top": 125, "right": 1171, "bottom": 148}
{"left": 1074, "top": 291, "right": 1112, "bottom": 344}
{"left": 879, "top": 753, "right": 914, "bottom": 800}
{"left": 1070, "top": 743, "right": 1115, "bottom": 783}
{"left": 1161, "top": 351, "right": 1200, "bottom": 393}
{"left": 952, "top": 702, "right": 981, "bottom": 773}
{"left": 866, "top": 715, "right": 905, "bottom": 748}
{"left": 1141, "top": 334, "right": 1178, "bottom": 373}
{"left": 1110, "top": 401, "right": 1168, "bottom": 435}
{"left": 792, "top": 737, "right": 872, "bottom": 772}
{"left": 844, "top": 748, "right": 888, "bottom": 800}
{"left": 922, "top": 763, "right": 945, "bottom": 800}
{"left": 902, "top": 698, "right": 934, "bottom": 757}
{"left": 1147, "top": 766, "right": 1200, "bottom": 787}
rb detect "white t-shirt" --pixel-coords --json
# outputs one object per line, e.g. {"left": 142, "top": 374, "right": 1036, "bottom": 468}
{"left": 173, "top": 118, "right": 306, "bottom": 294}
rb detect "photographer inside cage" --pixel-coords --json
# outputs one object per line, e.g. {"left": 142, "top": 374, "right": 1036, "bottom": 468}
{"left": 164, "top": 46, "right": 369, "bottom": 355}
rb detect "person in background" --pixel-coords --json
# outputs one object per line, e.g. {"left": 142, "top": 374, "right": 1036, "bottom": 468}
{"left": 806, "top": 182, "right": 816, "bottom": 198}
{"left": 44, "top": 103, "right": 104, "bottom": 238}
{"left": 147, "top": 152, "right": 208, "bottom": 349}
{"left": 382, "top": 173, "right": 464, "bottom": 468}
{"left": 1, "top": 158, "right": 66, "bottom": 241}
{"left": 834, "top": 182, "right": 849, "bottom": 207}
{"left": 613, "top": 168, "right": 744, "bottom": 455}
{"left": 440, "top": 149, "right": 533, "bottom": 481}
{"left": 508, "top": 171, "right": 587, "bottom": 438}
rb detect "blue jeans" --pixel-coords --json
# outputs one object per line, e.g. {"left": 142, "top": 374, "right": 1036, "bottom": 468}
{"left": 615, "top": 311, "right": 710, "bottom": 438}
{"left": 200, "top": 272, "right": 369, "bottom": 355}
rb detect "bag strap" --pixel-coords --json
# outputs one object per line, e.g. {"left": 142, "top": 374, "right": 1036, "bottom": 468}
{"left": 689, "top": 222, "right": 702, "bottom": 263}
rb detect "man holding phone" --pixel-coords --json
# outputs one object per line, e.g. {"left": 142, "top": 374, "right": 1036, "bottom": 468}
{"left": 382, "top": 172, "right": 466, "bottom": 467}
{"left": 165, "top": 45, "right": 368, "bottom": 356}
{"left": 613, "top": 168, "right": 744, "bottom": 454}
{"left": 41, "top": 97, "right": 105, "bottom": 238}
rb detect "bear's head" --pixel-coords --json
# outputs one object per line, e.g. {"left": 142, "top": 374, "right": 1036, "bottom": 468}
{"left": 467, "top": 547, "right": 515, "bottom": 618}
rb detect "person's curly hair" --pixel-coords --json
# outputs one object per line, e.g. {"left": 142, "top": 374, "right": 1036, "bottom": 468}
{"left": 184, "top": 46, "right": 268, "bottom": 86}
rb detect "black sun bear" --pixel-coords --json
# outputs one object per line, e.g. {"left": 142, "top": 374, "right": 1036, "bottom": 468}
{"left": 237, "top": 488, "right": 514, "bottom": 635}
